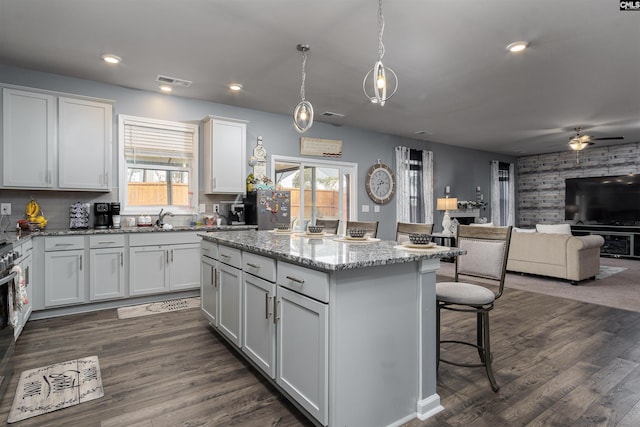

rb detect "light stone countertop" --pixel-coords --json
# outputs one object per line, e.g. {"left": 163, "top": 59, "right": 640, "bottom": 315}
{"left": 200, "top": 230, "right": 465, "bottom": 271}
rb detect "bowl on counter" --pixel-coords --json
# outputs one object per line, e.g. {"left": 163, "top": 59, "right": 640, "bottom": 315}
{"left": 408, "top": 233, "right": 432, "bottom": 245}
{"left": 347, "top": 228, "right": 366, "bottom": 239}
{"left": 307, "top": 225, "right": 324, "bottom": 234}
{"left": 276, "top": 223, "right": 291, "bottom": 231}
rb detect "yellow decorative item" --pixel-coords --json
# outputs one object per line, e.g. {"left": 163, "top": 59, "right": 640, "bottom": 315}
{"left": 24, "top": 196, "right": 47, "bottom": 229}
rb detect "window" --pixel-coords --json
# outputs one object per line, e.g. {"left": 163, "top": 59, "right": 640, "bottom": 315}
{"left": 271, "top": 155, "right": 357, "bottom": 232}
{"left": 490, "top": 160, "right": 514, "bottom": 226}
{"left": 118, "top": 115, "right": 198, "bottom": 214}
{"left": 395, "top": 146, "right": 433, "bottom": 224}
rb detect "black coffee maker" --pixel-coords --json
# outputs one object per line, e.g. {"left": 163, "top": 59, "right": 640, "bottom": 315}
{"left": 94, "top": 203, "right": 110, "bottom": 229}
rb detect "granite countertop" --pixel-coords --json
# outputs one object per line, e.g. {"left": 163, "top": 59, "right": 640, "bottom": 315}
{"left": 22, "top": 224, "right": 257, "bottom": 237}
{"left": 200, "top": 230, "right": 465, "bottom": 271}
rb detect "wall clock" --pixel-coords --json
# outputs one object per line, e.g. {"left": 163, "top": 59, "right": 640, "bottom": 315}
{"left": 365, "top": 161, "right": 395, "bottom": 204}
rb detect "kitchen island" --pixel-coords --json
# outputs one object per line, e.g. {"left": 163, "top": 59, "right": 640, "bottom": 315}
{"left": 200, "top": 230, "right": 464, "bottom": 427}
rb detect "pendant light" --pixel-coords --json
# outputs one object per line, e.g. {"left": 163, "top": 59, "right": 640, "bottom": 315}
{"left": 293, "top": 44, "right": 314, "bottom": 133}
{"left": 363, "top": 0, "right": 398, "bottom": 106}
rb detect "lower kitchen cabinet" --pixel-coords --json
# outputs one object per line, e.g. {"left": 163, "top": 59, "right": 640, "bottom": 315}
{"left": 217, "top": 259, "right": 242, "bottom": 347}
{"left": 242, "top": 273, "right": 276, "bottom": 378}
{"left": 168, "top": 244, "right": 200, "bottom": 290}
{"left": 14, "top": 239, "right": 33, "bottom": 339}
{"left": 201, "top": 249, "right": 218, "bottom": 326}
{"left": 89, "top": 235, "right": 125, "bottom": 301}
{"left": 129, "top": 245, "right": 169, "bottom": 296}
{"left": 44, "top": 248, "right": 85, "bottom": 307}
{"left": 276, "top": 285, "right": 328, "bottom": 425}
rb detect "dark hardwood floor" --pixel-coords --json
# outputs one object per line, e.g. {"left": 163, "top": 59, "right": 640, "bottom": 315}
{"left": 2, "top": 279, "right": 640, "bottom": 426}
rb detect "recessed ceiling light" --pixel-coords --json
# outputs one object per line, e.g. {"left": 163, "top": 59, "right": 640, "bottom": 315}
{"left": 228, "top": 83, "right": 243, "bottom": 91}
{"left": 506, "top": 41, "right": 529, "bottom": 53}
{"left": 101, "top": 54, "right": 122, "bottom": 64}
{"left": 159, "top": 84, "right": 173, "bottom": 92}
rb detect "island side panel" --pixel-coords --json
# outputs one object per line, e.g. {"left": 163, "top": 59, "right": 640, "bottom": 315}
{"left": 417, "top": 258, "right": 444, "bottom": 419}
{"left": 330, "top": 262, "right": 421, "bottom": 427}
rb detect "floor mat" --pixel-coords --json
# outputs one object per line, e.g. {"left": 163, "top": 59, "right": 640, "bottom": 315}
{"left": 8, "top": 355, "right": 104, "bottom": 423}
{"left": 117, "top": 296, "right": 200, "bottom": 319}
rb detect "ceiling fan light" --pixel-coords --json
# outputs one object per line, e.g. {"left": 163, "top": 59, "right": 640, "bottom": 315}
{"left": 569, "top": 138, "right": 588, "bottom": 151}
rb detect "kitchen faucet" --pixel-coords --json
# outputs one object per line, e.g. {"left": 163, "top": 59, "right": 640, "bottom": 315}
{"left": 156, "top": 209, "right": 174, "bottom": 227}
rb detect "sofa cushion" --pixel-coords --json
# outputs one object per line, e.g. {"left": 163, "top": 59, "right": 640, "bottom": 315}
{"left": 535, "top": 223, "right": 572, "bottom": 235}
{"left": 513, "top": 227, "right": 536, "bottom": 233}
{"left": 509, "top": 232, "right": 571, "bottom": 266}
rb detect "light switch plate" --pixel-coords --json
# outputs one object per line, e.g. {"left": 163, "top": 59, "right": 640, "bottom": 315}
{"left": 374, "top": 205, "right": 380, "bottom": 213}
{"left": 198, "top": 203, "right": 206, "bottom": 213}
{"left": 362, "top": 204, "right": 370, "bottom": 213}
{"left": 1, "top": 203, "right": 11, "bottom": 215}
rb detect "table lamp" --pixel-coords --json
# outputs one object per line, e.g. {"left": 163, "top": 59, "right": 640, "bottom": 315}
{"left": 437, "top": 197, "right": 458, "bottom": 235}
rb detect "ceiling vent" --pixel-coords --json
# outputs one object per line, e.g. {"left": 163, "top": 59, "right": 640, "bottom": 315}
{"left": 321, "top": 111, "right": 345, "bottom": 118}
{"left": 155, "top": 75, "right": 192, "bottom": 87}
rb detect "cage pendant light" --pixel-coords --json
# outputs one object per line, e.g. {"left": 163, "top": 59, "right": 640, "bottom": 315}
{"left": 363, "top": 0, "right": 398, "bottom": 106}
{"left": 293, "top": 44, "right": 314, "bottom": 133}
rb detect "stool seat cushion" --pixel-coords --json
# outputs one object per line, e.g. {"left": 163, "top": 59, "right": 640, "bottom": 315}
{"left": 436, "top": 282, "right": 496, "bottom": 305}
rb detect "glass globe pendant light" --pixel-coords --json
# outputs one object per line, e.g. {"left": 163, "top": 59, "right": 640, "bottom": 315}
{"left": 363, "top": 0, "right": 398, "bottom": 106}
{"left": 293, "top": 44, "right": 314, "bottom": 133}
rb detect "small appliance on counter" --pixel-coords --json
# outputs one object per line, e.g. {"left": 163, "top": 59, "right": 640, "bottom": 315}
{"left": 93, "top": 202, "right": 110, "bottom": 229}
{"left": 244, "top": 190, "right": 291, "bottom": 230}
{"left": 110, "top": 202, "right": 121, "bottom": 229}
{"left": 218, "top": 202, "right": 246, "bottom": 225}
{"left": 69, "top": 202, "right": 90, "bottom": 229}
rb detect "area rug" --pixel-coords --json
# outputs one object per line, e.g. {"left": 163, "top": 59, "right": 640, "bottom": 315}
{"left": 8, "top": 356, "right": 103, "bottom": 423}
{"left": 117, "top": 296, "right": 200, "bottom": 319}
{"left": 437, "top": 260, "right": 640, "bottom": 313}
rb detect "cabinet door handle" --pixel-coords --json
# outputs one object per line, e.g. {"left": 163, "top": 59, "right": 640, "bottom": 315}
{"left": 265, "top": 293, "right": 270, "bottom": 319}
{"left": 247, "top": 263, "right": 260, "bottom": 269}
{"left": 212, "top": 267, "right": 217, "bottom": 287}
{"left": 274, "top": 298, "right": 280, "bottom": 323}
{"left": 54, "top": 243, "right": 74, "bottom": 247}
{"left": 166, "top": 250, "right": 169, "bottom": 264}
{"left": 120, "top": 252, "right": 123, "bottom": 266}
{"left": 98, "top": 241, "right": 117, "bottom": 245}
{"left": 25, "top": 265, "right": 30, "bottom": 286}
{"left": 285, "top": 275, "right": 305, "bottom": 285}
{"left": 212, "top": 177, "right": 216, "bottom": 189}
{"left": 80, "top": 254, "right": 83, "bottom": 270}
{"left": 171, "top": 249, "right": 174, "bottom": 262}
{"left": 220, "top": 253, "right": 231, "bottom": 259}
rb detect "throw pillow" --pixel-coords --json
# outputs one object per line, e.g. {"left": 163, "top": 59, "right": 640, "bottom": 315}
{"left": 535, "top": 223, "right": 572, "bottom": 235}
{"left": 469, "top": 222, "right": 494, "bottom": 227}
{"left": 513, "top": 227, "right": 536, "bottom": 233}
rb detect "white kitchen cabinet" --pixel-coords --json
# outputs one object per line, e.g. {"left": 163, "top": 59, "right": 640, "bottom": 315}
{"left": 129, "top": 232, "right": 201, "bottom": 296}
{"left": 203, "top": 115, "right": 248, "bottom": 194}
{"left": 44, "top": 236, "right": 86, "bottom": 307}
{"left": 1, "top": 88, "right": 55, "bottom": 188}
{"left": 89, "top": 235, "right": 125, "bottom": 301}
{"left": 217, "top": 259, "right": 243, "bottom": 347}
{"left": 201, "top": 242, "right": 218, "bottom": 326}
{"left": 242, "top": 273, "right": 276, "bottom": 378}
{"left": 1, "top": 85, "right": 113, "bottom": 191}
{"left": 58, "top": 97, "right": 112, "bottom": 190}
{"left": 14, "top": 239, "right": 33, "bottom": 339}
{"left": 276, "top": 285, "right": 328, "bottom": 426}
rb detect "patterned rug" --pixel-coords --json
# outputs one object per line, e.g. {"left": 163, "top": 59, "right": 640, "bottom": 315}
{"left": 8, "top": 356, "right": 104, "bottom": 423}
{"left": 595, "top": 265, "right": 627, "bottom": 280}
{"left": 117, "top": 297, "right": 200, "bottom": 319}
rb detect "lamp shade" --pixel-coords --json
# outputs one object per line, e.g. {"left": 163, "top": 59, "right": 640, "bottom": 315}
{"left": 436, "top": 197, "right": 458, "bottom": 211}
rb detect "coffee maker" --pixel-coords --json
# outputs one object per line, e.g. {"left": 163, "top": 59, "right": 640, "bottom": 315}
{"left": 94, "top": 203, "right": 110, "bottom": 229}
{"left": 110, "top": 202, "right": 121, "bottom": 229}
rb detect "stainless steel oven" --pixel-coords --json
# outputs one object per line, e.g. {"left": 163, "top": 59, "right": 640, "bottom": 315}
{"left": 0, "top": 238, "right": 17, "bottom": 402}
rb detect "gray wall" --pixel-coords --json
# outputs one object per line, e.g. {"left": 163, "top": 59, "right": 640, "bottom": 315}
{"left": 517, "top": 142, "right": 640, "bottom": 227}
{"left": 0, "top": 66, "right": 515, "bottom": 240}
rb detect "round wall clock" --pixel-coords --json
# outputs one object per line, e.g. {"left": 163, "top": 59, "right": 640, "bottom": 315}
{"left": 365, "top": 161, "right": 396, "bottom": 204}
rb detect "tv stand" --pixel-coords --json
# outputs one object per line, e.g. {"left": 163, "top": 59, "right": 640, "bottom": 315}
{"left": 571, "top": 225, "right": 640, "bottom": 259}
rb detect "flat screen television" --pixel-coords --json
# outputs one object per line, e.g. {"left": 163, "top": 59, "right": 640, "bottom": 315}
{"left": 565, "top": 174, "right": 640, "bottom": 225}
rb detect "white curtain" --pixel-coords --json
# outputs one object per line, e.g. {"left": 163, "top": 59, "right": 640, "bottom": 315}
{"left": 423, "top": 150, "right": 434, "bottom": 224}
{"left": 395, "top": 146, "right": 411, "bottom": 222}
{"left": 490, "top": 160, "right": 515, "bottom": 226}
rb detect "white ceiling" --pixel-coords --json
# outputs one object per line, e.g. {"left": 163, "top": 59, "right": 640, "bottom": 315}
{"left": 1, "top": 0, "right": 639, "bottom": 156}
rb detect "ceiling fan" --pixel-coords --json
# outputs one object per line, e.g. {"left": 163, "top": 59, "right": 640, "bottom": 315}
{"left": 568, "top": 127, "right": 624, "bottom": 151}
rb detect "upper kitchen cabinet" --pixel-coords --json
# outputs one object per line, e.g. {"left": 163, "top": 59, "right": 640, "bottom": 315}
{"left": 58, "top": 97, "right": 112, "bottom": 190}
{"left": 1, "top": 86, "right": 113, "bottom": 191}
{"left": 203, "top": 115, "right": 248, "bottom": 194}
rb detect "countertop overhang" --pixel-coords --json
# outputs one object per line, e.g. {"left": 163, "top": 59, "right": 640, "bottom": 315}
{"left": 200, "top": 230, "right": 465, "bottom": 271}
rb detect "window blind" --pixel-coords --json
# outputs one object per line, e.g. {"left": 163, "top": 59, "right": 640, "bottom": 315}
{"left": 123, "top": 117, "right": 196, "bottom": 159}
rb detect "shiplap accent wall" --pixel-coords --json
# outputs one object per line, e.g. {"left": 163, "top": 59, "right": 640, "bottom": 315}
{"left": 517, "top": 142, "right": 640, "bottom": 227}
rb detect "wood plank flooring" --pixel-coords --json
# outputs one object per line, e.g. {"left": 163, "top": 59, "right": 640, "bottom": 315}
{"left": 1, "top": 277, "right": 640, "bottom": 426}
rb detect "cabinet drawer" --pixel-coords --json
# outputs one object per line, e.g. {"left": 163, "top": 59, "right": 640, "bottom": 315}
{"left": 277, "top": 262, "right": 329, "bottom": 303}
{"left": 243, "top": 252, "right": 276, "bottom": 283}
{"left": 218, "top": 245, "right": 242, "bottom": 269}
{"left": 129, "top": 231, "right": 200, "bottom": 246}
{"left": 89, "top": 234, "right": 125, "bottom": 248}
{"left": 201, "top": 240, "right": 218, "bottom": 260}
{"left": 45, "top": 236, "right": 85, "bottom": 251}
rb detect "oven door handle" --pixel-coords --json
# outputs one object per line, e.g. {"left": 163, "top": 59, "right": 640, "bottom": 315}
{"left": 0, "top": 271, "right": 17, "bottom": 286}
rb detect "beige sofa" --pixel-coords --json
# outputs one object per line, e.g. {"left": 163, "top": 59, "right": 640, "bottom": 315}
{"left": 506, "top": 231, "right": 605, "bottom": 284}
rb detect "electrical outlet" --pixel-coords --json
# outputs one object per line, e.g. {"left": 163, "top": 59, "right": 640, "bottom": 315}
{"left": 361, "top": 204, "right": 370, "bottom": 213}
{"left": 213, "top": 203, "right": 220, "bottom": 213}
{"left": 1, "top": 203, "right": 11, "bottom": 215}
{"left": 198, "top": 203, "right": 206, "bottom": 213}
